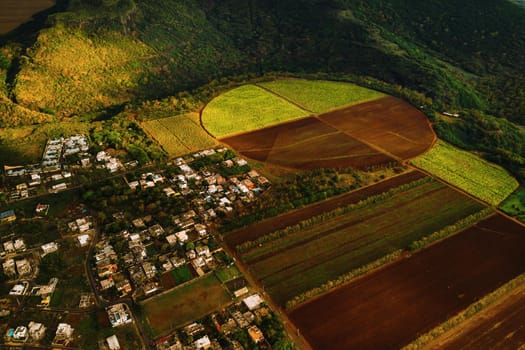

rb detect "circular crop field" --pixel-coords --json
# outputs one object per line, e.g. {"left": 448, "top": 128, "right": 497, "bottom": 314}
{"left": 201, "top": 80, "right": 435, "bottom": 170}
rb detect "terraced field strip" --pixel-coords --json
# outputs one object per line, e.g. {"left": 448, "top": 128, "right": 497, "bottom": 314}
{"left": 201, "top": 84, "right": 310, "bottom": 137}
{"left": 289, "top": 214, "right": 525, "bottom": 350}
{"left": 141, "top": 113, "right": 217, "bottom": 156}
{"left": 141, "top": 274, "right": 231, "bottom": 338}
{"left": 412, "top": 141, "right": 518, "bottom": 206}
{"left": 241, "top": 179, "right": 484, "bottom": 306}
{"left": 225, "top": 170, "right": 427, "bottom": 246}
{"left": 257, "top": 79, "right": 385, "bottom": 113}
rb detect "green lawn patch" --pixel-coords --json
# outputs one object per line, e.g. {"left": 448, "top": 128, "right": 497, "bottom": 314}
{"left": 141, "top": 274, "right": 231, "bottom": 337}
{"left": 215, "top": 265, "right": 241, "bottom": 283}
{"left": 141, "top": 113, "right": 216, "bottom": 156}
{"left": 258, "top": 79, "right": 384, "bottom": 113}
{"left": 170, "top": 265, "right": 193, "bottom": 285}
{"left": 412, "top": 141, "right": 518, "bottom": 206}
{"left": 201, "top": 84, "right": 310, "bottom": 137}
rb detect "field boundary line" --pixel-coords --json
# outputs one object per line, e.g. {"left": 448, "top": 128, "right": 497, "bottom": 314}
{"left": 315, "top": 114, "right": 402, "bottom": 162}
{"left": 402, "top": 272, "right": 525, "bottom": 350}
{"left": 409, "top": 164, "right": 525, "bottom": 229}
{"left": 254, "top": 83, "right": 316, "bottom": 114}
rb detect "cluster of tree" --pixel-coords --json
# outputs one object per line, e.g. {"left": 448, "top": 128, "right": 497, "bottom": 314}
{"left": 90, "top": 115, "right": 165, "bottom": 164}
{"left": 409, "top": 208, "right": 493, "bottom": 251}
{"left": 220, "top": 167, "right": 363, "bottom": 232}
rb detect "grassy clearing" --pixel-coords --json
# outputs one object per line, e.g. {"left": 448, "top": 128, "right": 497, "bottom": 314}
{"left": 241, "top": 179, "right": 484, "bottom": 306}
{"left": 141, "top": 113, "right": 216, "bottom": 156}
{"left": 499, "top": 187, "right": 525, "bottom": 221}
{"left": 215, "top": 265, "right": 241, "bottom": 283}
{"left": 170, "top": 265, "right": 193, "bottom": 285}
{"left": 258, "top": 79, "right": 384, "bottom": 113}
{"left": 201, "top": 84, "right": 310, "bottom": 137}
{"left": 412, "top": 141, "right": 518, "bottom": 206}
{"left": 141, "top": 274, "right": 231, "bottom": 337}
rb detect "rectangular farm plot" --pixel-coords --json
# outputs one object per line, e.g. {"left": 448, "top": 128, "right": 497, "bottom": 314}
{"left": 221, "top": 116, "right": 394, "bottom": 170}
{"left": 225, "top": 170, "right": 427, "bottom": 247}
{"left": 289, "top": 214, "right": 525, "bottom": 350}
{"left": 241, "top": 179, "right": 484, "bottom": 306}
{"left": 412, "top": 141, "right": 519, "bottom": 206}
{"left": 257, "top": 79, "right": 385, "bottom": 113}
{"left": 141, "top": 274, "right": 231, "bottom": 338}
{"left": 141, "top": 113, "right": 217, "bottom": 156}
{"left": 318, "top": 96, "right": 435, "bottom": 159}
{"left": 436, "top": 285, "right": 525, "bottom": 350}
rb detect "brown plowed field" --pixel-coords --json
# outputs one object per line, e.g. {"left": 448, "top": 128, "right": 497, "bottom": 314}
{"left": 225, "top": 170, "right": 427, "bottom": 247}
{"left": 0, "top": 0, "right": 55, "bottom": 34}
{"left": 289, "top": 214, "right": 525, "bottom": 350}
{"left": 221, "top": 116, "right": 394, "bottom": 170}
{"left": 431, "top": 285, "right": 525, "bottom": 350}
{"left": 318, "top": 96, "right": 435, "bottom": 159}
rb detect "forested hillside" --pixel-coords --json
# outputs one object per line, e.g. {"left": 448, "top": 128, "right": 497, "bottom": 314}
{"left": 1, "top": 0, "right": 525, "bottom": 178}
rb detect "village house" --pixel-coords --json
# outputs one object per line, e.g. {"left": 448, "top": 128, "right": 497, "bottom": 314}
{"left": 247, "top": 325, "right": 265, "bottom": 344}
{"left": 12, "top": 326, "right": 29, "bottom": 342}
{"left": 107, "top": 304, "right": 132, "bottom": 327}
{"left": 41, "top": 242, "right": 59, "bottom": 256}
{"left": 2, "top": 259, "right": 16, "bottom": 277}
{"left": 0, "top": 209, "right": 16, "bottom": 223}
{"left": 28, "top": 322, "right": 46, "bottom": 341}
{"left": 53, "top": 323, "right": 74, "bottom": 345}
{"left": 16, "top": 259, "right": 32, "bottom": 276}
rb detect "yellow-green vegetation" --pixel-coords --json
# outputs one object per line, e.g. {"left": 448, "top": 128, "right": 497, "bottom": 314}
{"left": 412, "top": 141, "right": 518, "bottom": 206}
{"left": 14, "top": 26, "right": 155, "bottom": 116}
{"left": 402, "top": 272, "right": 525, "bottom": 350}
{"left": 141, "top": 113, "right": 216, "bottom": 156}
{"left": 12, "top": 0, "right": 244, "bottom": 116}
{"left": 258, "top": 79, "right": 385, "bottom": 113}
{"left": 141, "top": 274, "right": 231, "bottom": 337}
{"left": 201, "top": 84, "right": 309, "bottom": 137}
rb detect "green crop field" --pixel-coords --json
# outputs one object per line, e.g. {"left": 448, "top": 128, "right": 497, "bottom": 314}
{"left": 412, "top": 141, "right": 519, "bottom": 206}
{"left": 201, "top": 84, "right": 310, "bottom": 137}
{"left": 500, "top": 187, "right": 525, "bottom": 221}
{"left": 141, "top": 274, "right": 231, "bottom": 337}
{"left": 215, "top": 265, "right": 242, "bottom": 283}
{"left": 240, "top": 179, "right": 484, "bottom": 306}
{"left": 258, "top": 79, "right": 385, "bottom": 113}
{"left": 141, "top": 113, "right": 216, "bottom": 156}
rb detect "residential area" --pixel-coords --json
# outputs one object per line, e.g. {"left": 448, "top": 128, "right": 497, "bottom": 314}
{"left": 0, "top": 136, "right": 287, "bottom": 349}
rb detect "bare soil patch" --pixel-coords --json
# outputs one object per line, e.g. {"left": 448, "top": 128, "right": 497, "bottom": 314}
{"left": 0, "top": 0, "right": 55, "bottom": 34}
{"left": 318, "top": 96, "right": 435, "bottom": 159}
{"left": 221, "top": 116, "right": 393, "bottom": 170}
{"left": 431, "top": 285, "right": 525, "bottom": 350}
{"left": 289, "top": 214, "right": 525, "bottom": 350}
